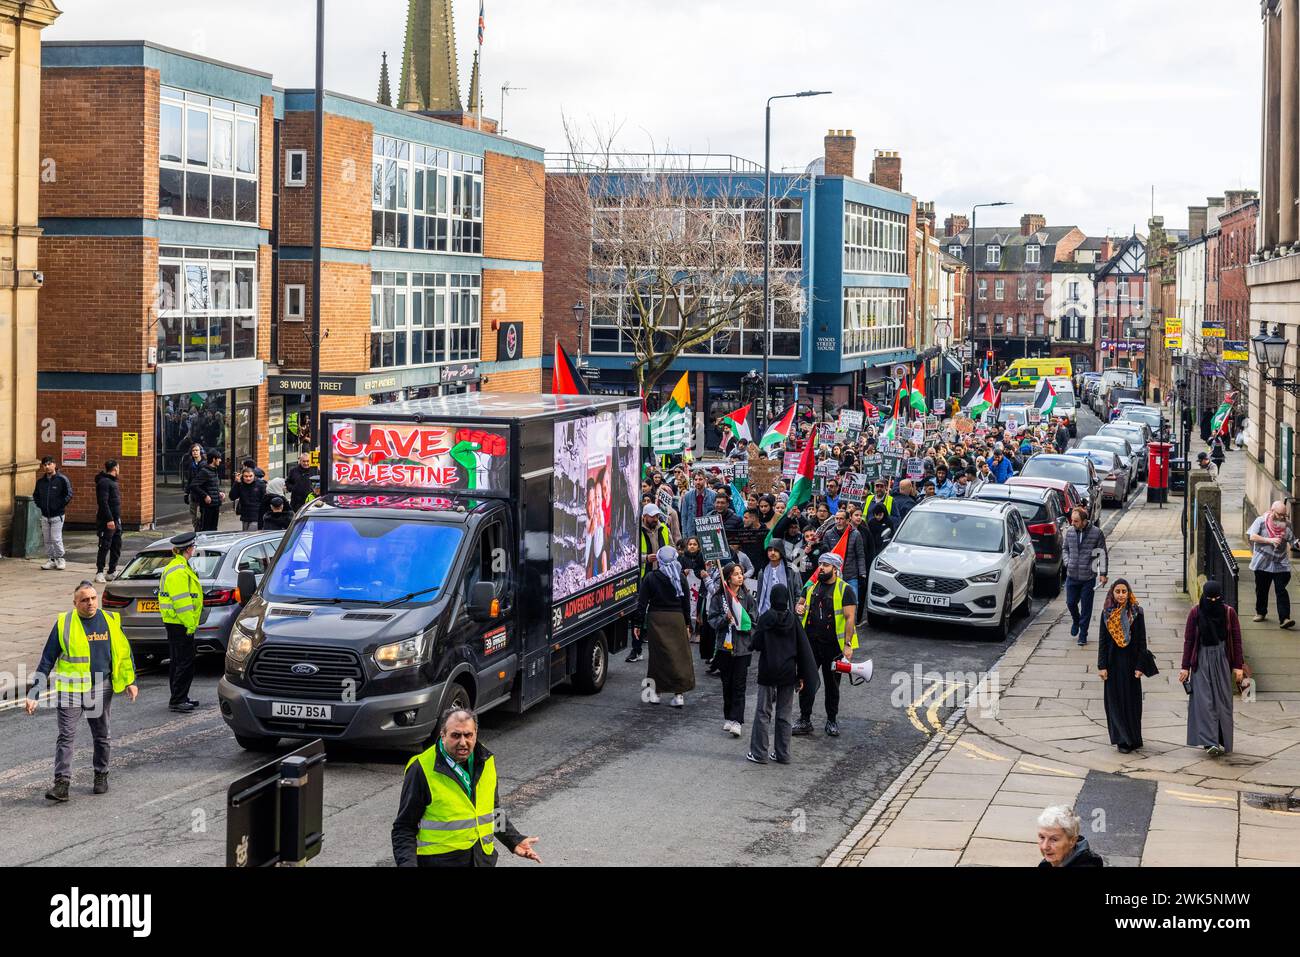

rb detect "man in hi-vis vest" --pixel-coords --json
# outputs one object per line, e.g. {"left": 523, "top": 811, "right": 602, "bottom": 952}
{"left": 392, "top": 708, "right": 542, "bottom": 867}
{"left": 25, "top": 580, "right": 138, "bottom": 802}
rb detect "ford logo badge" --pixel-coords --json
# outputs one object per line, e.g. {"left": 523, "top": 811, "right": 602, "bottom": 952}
{"left": 290, "top": 663, "right": 319, "bottom": 676}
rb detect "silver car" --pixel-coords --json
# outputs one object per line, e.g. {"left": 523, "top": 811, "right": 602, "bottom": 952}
{"left": 101, "top": 530, "right": 285, "bottom": 660}
{"left": 1099, "top": 421, "right": 1151, "bottom": 480}
{"left": 1066, "top": 448, "right": 1128, "bottom": 505}
{"left": 1077, "top": 435, "right": 1137, "bottom": 491}
{"left": 865, "top": 498, "right": 1035, "bottom": 641}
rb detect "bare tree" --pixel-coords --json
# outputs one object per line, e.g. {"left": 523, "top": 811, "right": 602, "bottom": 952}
{"left": 548, "top": 118, "right": 806, "bottom": 401}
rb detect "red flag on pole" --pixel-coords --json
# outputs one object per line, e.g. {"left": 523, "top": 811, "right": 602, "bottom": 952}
{"left": 552, "top": 342, "right": 589, "bottom": 396}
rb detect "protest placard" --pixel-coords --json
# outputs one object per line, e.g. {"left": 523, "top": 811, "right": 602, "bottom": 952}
{"left": 655, "top": 485, "right": 675, "bottom": 516}
{"left": 840, "top": 472, "right": 868, "bottom": 505}
{"left": 748, "top": 456, "right": 779, "bottom": 494}
{"left": 781, "top": 450, "right": 802, "bottom": 479}
{"left": 814, "top": 459, "right": 839, "bottom": 494}
{"left": 906, "top": 457, "right": 925, "bottom": 481}
{"left": 953, "top": 416, "right": 975, "bottom": 434}
{"left": 694, "top": 514, "right": 731, "bottom": 562}
{"left": 838, "top": 409, "right": 864, "bottom": 433}
{"left": 882, "top": 450, "right": 905, "bottom": 479}
{"left": 860, "top": 453, "right": 883, "bottom": 481}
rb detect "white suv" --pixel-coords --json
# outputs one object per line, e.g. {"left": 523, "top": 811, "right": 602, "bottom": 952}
{"left": 865, "top": 498, "right": 1035, "bottom": 641}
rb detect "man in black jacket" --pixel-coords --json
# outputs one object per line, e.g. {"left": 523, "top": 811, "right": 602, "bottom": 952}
{"left": 392, "top": 709, "right": 540, "bottom": 867}
{"left": 33, "top": 456, "right": 73, "bottom": 571}
{"left": 229, "top": 466, "right": 267, "bottom": 531}
{"left": 188, "top": 451, "right": 225, "bottom": 532}
{"left": 94, "top": 461, "right": 122, "bottom": 582}
{"left": 286, "top": 451, "right": 318, "bottom": 512}
{"left": 821, "top": 509, "right": 867, "bottom": 600}
{"left": 710, "top": 489, "right": 743, "bottom": 534}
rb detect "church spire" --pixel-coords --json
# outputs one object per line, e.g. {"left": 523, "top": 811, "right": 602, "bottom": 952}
{"left": 377, "top": 51, "right": 392, "bottom": 107}
{"left": 398, "top": 0, "right": 461, "bottom": 113}
{"left": 400, "top": 46, "right": 422, "bottom": 112}
{"left": 467, "top": 50, "right": 481, "bottom": 118}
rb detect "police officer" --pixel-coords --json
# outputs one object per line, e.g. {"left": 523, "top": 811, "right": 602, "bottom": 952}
{"left": 159, "top": 531, "right": 203, "bottom": 713}
{"left": 24, "top": 580, "right": 138, "bottom": 801}
{"left": 391, "top": 708, "right": 542, "bottom": 867}
{"left": 792, "top": 552, "right": 858, "bottom": 738}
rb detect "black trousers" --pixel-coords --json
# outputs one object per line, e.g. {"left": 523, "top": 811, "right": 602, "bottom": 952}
{"left": 1255, "top": 568, "right": 1292, "bottom": 620}
{"left": 199, "top": 503, "right": 221, "bottom": 532}
{"left": 166, "top": 622, "right": 196, "bottom": 707}
{"left": 698, "top": 620, "right": 716, "bottom": 661}
{"left": 96, "top": 525, "right": 122, "bottom": 574}
{"left": 715, "top": 651, "right": 751, "bottom": 723}
{"left": 799, "top": 638, "right": 843, "bottom": 723}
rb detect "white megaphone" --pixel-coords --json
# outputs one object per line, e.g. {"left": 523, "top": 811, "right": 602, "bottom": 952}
{"left": 831, "top": 658, "right": 873, "bottom": 685}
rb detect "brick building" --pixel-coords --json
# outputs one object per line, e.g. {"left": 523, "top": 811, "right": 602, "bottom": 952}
{"left": 37, "top": 41, "right": 543, "bottom": 528}
{"left": 1093, "top": 235, "right": 1148, "bottom": 378}
{"left": 1216, "top": 191, "right": 1259, "bottom": 342}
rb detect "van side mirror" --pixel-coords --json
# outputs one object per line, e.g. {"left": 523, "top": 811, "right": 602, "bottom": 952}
{"left": 467, "top": 581, "right": 496, "bottom": 621}
{"left": 237, "top": 570, "right": 257, "bottom": 606}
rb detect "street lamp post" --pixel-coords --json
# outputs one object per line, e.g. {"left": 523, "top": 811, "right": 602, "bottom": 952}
{"left": 965, "top": 201, "right": 1012, "bottom": 386}
{"left": 309, "top": 0, "right": 325, "bottom": 455}
{"left": 764, "top": 89, "right": 830, "bottom": 433}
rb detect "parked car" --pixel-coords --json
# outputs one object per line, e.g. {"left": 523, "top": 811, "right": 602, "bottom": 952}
{"left": 1066, "top": 448, "right": 1129, "bottom": 505}
{"left": 1104, "top": 386, "right": 1142, "bottom": 420}
{"left": 1121, "top": 405, "right": 1165, "bottom": 435}
{"left": 101, "top": 530, "right": 284, "bottom": 661}
{"left": 1005, "top": 476, "right": 1090, "bottom": 527}
{"left": 1099, "top": 421, "right": 1151, "bottom": 481}
{"left": 1076, "top": 434, "right": 1138, "bottom": 491}
{"left": 865, "top": 498, "right": 1035, "bottom": 641}
{"left": 968, "top": 483, "right": 1066, "bottom": 596}
{"left": 1017, "top": 453, "right": 1102, "bottom": 524}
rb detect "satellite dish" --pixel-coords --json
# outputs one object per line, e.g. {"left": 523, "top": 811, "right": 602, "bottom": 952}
{"left": 805, "top": 157, "right": 826, "bottom": 176}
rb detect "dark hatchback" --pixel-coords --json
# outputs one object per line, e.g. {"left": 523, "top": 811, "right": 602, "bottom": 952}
{"left": 969, "top": 483, "right": 1065, "bottom": 595}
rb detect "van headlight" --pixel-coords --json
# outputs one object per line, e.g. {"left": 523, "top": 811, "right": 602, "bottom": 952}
{"left": 375, "top": 633, "right": 428, "bottom": 671}
{"left": 227, "top": 618, "right": 257, "bottom": 663}
{"left": 969, "top": 569, "right": 1002, "bottom": 584}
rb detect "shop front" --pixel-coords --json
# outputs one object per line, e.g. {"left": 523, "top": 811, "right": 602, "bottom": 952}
{"left": 155, "top": 358, "right": 265, "bottom": 523}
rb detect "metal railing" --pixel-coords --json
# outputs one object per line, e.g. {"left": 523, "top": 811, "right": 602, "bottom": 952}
{"left": 545, "top": 152, "right": 765, "bottom": 175}
{"left": 1200, "top": 507, "right": 1239, "bottom": 609}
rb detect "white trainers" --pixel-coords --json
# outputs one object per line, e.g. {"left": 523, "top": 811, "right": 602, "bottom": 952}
{"left": 40, "top": 560, "right": 56, "bottom": 570}
{"left": 670, "top": 694, "right": 684, "bottom": 708}
{"left": 55, "top": 559, "right": 67, "bottom": 570}
{"left": 645, "top": 690, "right": 661, "bottom": 704}
{"left": 727, "top": 722, "right": 742, "bottom": 738}
{"left": 94, "top": 572, "right": 107, "bottom": 583}
{"left": 722, "top": 720, "right": 734, "bottom": 734}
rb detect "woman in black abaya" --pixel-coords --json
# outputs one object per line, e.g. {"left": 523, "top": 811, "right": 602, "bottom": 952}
{"left": 1097, "top": 578, "right": 1159, "bottom": 754}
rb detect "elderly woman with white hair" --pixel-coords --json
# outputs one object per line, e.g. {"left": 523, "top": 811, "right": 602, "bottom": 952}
{"left": 1247, "top": 500, "right": 1296, "bottom": 629}
{"left": 633, "top": 545, "right": 695, "bottom": 708}
{"left": 1036, "top": 805, "right": 1104, "bottom": 868}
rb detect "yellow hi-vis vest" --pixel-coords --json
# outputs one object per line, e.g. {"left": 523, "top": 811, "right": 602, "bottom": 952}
{"left": 863, "top": 493, "right": 893, "bottom": 516}
{"left": 159, "top": 555, "right": 202, "bottom": 632}
{"left": 801, "top": 577, "right": 858, "bottom": 652}
{"left": 52, "top": 611, "right": 136, "bottom": 694}
{"left": 639, "top": 522, "right": 672, "bottom": 578}
{"left": 407, "top": 747, "right": 498, "bottom": 857}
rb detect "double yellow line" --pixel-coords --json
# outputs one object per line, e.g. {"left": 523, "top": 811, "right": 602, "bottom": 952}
{"left": 906, "top": 676, "right": 1010, "bottom": 763}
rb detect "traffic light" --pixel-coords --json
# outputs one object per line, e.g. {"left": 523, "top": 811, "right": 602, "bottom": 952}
{"left": 986, "top": 350, "right": 994, "bottom": 361}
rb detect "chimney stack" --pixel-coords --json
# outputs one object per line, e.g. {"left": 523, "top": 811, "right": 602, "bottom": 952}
{"left": 1223, "top": 189, "right": 1258, "bottom": 211}
{"left": 1020, "top": 213, "right": 1046, "bottom": 236}
{"left": 1188, "top": 205, "right": 1208, "bottom": 239}
{"left": 944, "top": 214, "right": 969, "bottom": 237}
{"left": 823, "top": 129, "right": 856, "bottom": 178}
{"left": 917, "top": 200, "right": 935, "bottom": 226}
{"left": 869, "top": 149, "right": 902, "bottom": 192}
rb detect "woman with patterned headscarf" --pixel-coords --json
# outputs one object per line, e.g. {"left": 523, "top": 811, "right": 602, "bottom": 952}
{"left": 1097, "top": 578, "right": 1158, "bottom": 754}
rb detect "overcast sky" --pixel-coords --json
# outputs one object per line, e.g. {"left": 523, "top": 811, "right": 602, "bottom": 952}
{"left": 47, "top": 0, "right": 1260, "bottom": 236}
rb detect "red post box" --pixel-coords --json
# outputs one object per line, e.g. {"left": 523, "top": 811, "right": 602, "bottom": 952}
{"left": 1147, "top": 441, "right": 1171, "bottom": 503}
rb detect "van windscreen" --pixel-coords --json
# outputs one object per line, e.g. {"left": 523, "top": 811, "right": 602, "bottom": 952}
{"left": 263, "top": 516, "right": 464, "bottom": 605}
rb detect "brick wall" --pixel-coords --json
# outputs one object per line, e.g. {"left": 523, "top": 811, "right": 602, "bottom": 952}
{"left": 259, "top": 94, "right": 275, "bottom": 231}
{"left": 483, "top": 151, "right": 544, "bottom": 262}
{"left": 542, "top": 174, "right": 588, "bottom": 363}
{"left": 40, "top": 66, "right": 156, "bottom": 219}
{"left": 481, "top": 269, "right": 541, "bottom": 361}
{"left": 276, "top": 259, "right": 370, "bottom": 371}
{"left": 277, "top": 111, "right": 373, "bottom": 250}
{"left": 35, "top": 389, "right": 155, "bottom": 526}
{"left": 38, "top": 235, "right": 153, "bottom": 372}
{"left": 823, "top": 131, "right": 856, "bottom": 178}
{"left": 482, "top": 367, "right": 540, "bottom": 393}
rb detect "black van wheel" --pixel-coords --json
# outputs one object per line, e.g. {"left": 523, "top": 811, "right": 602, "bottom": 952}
{"left": 234, "top": 733, "right": 281, "bottom": 752}
{"left": 443, "top": 682, "right": 473, "bottom": 719}
{"left": 572, "top": 633, "right": 608, "bottom": 694}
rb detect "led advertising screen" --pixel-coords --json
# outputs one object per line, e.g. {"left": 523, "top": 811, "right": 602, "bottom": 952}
{"left": 551, "top": 409, "right": 640, "bottom": 607}
{"left": 326, "top": 419, "right": 511, "bottom": 496}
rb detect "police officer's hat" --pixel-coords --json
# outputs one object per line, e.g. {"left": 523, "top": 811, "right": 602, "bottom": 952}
{"left": 170, "top": 531, "right": 197, "bottom": 548}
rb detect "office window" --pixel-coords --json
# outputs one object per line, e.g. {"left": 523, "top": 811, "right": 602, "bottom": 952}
{"left": 978, "top": 279, "right": 987, "bottom": 300}
{"left": 372, "top": 135, "right": 483, "bottom": 254}
{"left": 1026, "top": 244, "right": 1040, "bottom": 265}
{"left": 949, "top": 244, "right": 962, "bottom": 259}
{"left": 1035, "top": 278, "right": 1046, "bottom": 300}
{"left": 844, "top": 202, "right": 907, "bottom": 275}
{"left": 995, "top": 279, "right": 1005, "bottom": 300}
{"left": 159, "top": 86, "right": 258, "bottom": 224}
{"left": 156, "top": 246, "right": 257, "bottom": 363}
{"left": 842, "top": 287, "right": 906, "bottom": 356}
{"left": 985, "top": 244, "right": 1001, "bottom": 265}
{"left": 285, "top": 150, "right": 306, "bottom": 187}
{"left": 370, "top": 271, "right": 480, "bottom": 369}
{"left": 1017, "top": 278, "right": 1027, "bottom": 300}
{"left": 284, "top": 284, "right": 305, "bottom": 321}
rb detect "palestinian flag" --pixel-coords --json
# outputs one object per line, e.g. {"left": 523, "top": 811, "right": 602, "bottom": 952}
{"left": 725, "top": 583, "right": 753, "bottom": 634}
{"left": 806, "top": 510, "right": 851, "bottom": 585}
{"left": 1033, "top": 377, "right": 1057, "bottom": 416}
{"left": 759, "top": 404, "right": 797, "bottom": 454}
{"left": 892, "top": 387, "right": 904, "bottom": 421}
{"left": 862, "top": 398, "right": 879, "bottom": 421}
{"left": 965, "top": 379, "right": 994, "bottom": 419}
{"left": 719, "top": 403, "right": 753, "bottom": 451}
{"left": 767, "top": 425, "right": 817, "bottom": 545}
{"left": 551, "top": 341, "right": 589, "bottom": 395}
{"left": 1210, "top": 394, "right": 1234, "bottom": 436}
{"left": 649, "top": 373, "right": 692, "bottom": 454}
{"left": 909, "top": 368, "right": 928, "bottom": 415}
{"left": 880, "top": 416, "right": 898, "bottom": 444}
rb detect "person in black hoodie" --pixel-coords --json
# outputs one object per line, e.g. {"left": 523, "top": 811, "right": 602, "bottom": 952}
{"left": 747, "top": 584, "right": 818, "bottom": 764}
{"left": 229, "top": 466, "right": 267, "bottom": 531}
{"left": 287, "top": 450, "right": 318, "bottom": 512}
{"left": 33, "top": 456, "right": 73, "bottom": 570}
{"left": 260, "top": 495, "right": 293, "bottom": 531}
{"left": 188, "top": 450, "right": 225, "bottom": 532}
{"left": 94, "top": 461, "right": 122, "bottom": 582}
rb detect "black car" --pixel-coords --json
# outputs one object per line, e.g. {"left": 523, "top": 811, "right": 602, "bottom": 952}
{"left": 1018, "top": 453, "right": 1102, "bottom": 527}
{"left": 969, "top": 483, "right": 1065, "bottom": 596}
